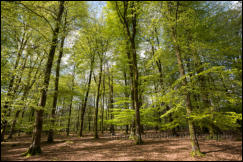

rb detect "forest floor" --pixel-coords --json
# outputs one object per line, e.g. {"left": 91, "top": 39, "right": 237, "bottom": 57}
{"left": 1, "top": 131, "right": 242, "bottom": 161}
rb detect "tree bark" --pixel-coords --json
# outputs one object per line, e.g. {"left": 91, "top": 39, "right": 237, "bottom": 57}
{"left": 79, "top": 56, "right": 94, "bottom": 137}
{"left": 1, "top": 30, "right": 29, "bottom": 141}
{"left": 47, "top": 12, "right": 67, "bottom": 142}
{"left": 172, "top": 25, "right": 201, "bottom": 156}
{"left": 101, "top": 66, "right": 105, "bottom": 134}
{"left": 108, "top": 68, "right": 115, "bottom": 136}
{"left": 166, "top": 1, "right": 201, "bottom": 155}
{"left": 115, "top": 1, "right": 143, "bottom": 144}
{"left": 94, "top": 58, "right": 103, "bottom": 139}
{"left": 123, "top": 70, "right": 129, "bottom": 134}
{"left": 24, "top": 1, "right": 64, "bottom": 155}
{"left": 67, "top": 65, "right": 75, "bottom": 136}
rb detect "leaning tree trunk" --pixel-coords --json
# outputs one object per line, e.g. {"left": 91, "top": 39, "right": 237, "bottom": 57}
{"left": 8, "top": 56, "right": 29, "bottom": 139}
{"left": 24, "top": 1, "right": 64, "bottom": 156}
{"left": 166, "top": 1, "right": 201, "bottom": 156}
{"left": 1, "top": 31, "right": 29, "bottom": 141}
{"left": 9, "top": 53, "right": 44, "bottom": 139}
{"left": 172, "top": 31, "right": 201, "bottom": 156}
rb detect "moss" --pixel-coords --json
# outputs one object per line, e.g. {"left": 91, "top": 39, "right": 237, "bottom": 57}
{"left": 25, "top": 153, "right": 32, "bottom": 157}
{"left": 65, "top": 140, "right": 74, "bottom": 144}
{"left": 129, "top": 134, "right": 135, "bottom": 140}
{"left": 191, "top": 150, "right": 205, "bottom": 157}
{"left": 22, "top": 146, "right": 42, "bottom": 156}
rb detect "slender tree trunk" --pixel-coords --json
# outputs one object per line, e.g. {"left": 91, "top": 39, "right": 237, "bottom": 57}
{"left": 172, "top": 30, "right": 201, "bottom": 156}
{"left": 8, "top": 77, "right": 31, "bottom": 139}
{"left": 123, "top": 70, "right": 129, "bottom": 134}
{"left": 18, "top": 109, "right": 25, "bottom": 136}
{"left": 24, "top": 1, "right": 64, "bottom": 155}
{"left": 88, "top": 108, "right": 91, "bottom": 132}
{"left": 76, "top": 105, "right": 81, "bottom": 133}
{"left": 108, "top": 68, "right": 115, "bottom": 136}
{"left": 118, "top": 1, "right": 143, "bottom": 144}
{"left": 47, "top": 12, "right": 67, "bottom": 142}
{"left": 101, "top": 67, "right": 105, "bottom": 134}
{"left": 1, "top": 31, "right": 29, "bottom": 141}
{"left": 166, "top": 1, "right": 201, "bottom": 155}
{"left": 94, "top": 59, "right": 103, "bottom": 139}
{"left": 67, "top": 65, "right": 75, "bottom": 136}
{"left": 79, "top": 58, "right": 94, "bottom": 137}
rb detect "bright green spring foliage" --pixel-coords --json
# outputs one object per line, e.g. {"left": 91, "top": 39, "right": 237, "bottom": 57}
{"left": 1, "top": 1, "right": 242, "bottom": 147}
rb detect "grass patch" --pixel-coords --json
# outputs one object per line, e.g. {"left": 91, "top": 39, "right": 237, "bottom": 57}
{"left": 65, "top": 140, "right": 74, "bottom": 144}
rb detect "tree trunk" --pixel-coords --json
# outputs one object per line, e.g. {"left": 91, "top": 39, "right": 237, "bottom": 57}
{"left": 124, "top": 1, "right": 142, "bottom": 144}
{"left": 172, "top": 31, "right": 201, "bottom": 156}
{"left": 67, "top": 65, "right": 75, "bottom": 136}
{"left": 1, "top": 30, "right": 29, "bottom": 142}
{"left": 24, "top": 1, "right": 64, "bottom": 156}
{"left": 108, "top": 68, "right": 115, "bottom": 136}
{"left": 167, "top": 1, "right": 201, "bottom": 155}
{"left": 123, "top": 70, "right": 129, "bottom": 134}
{"left": 47, "top": 12, "right": 67, "bottom": 142}
{"left": 79, "top": 57, "right": 94, "bottom": 137}
{"left": 94, "top": 59, "right": 103, "bottom": 139}
{"left": 76, "top": 105, "right": 81, "bottom": 133}
{"left": 101, "top": 67, "right": 105, "bottom": 134}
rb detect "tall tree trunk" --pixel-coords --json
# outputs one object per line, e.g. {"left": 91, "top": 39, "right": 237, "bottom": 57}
{"left": 24, "top": 1, "right": 64, "bottom": 155}
{"left": 67, "top": 65, "right": 75, "bottom": 136}
{"left": 108, "top": 69, "right": 115, "bottom": 136}
{"left": 172, "top": 27, "right": 201, "bottom": 156}
{"left": 8, "top": 55, "right": 31, "bottom": 139}
{"left": 123, "top": 70, "right": 129, "bottom": 134}
{"left": 101, "top": 67, "right": 105, "bottom": 134}
{"left": 166, "top": 1, "right": 201, "bottom": 155}
{"left": 94, "top": 59, "right": 103, "bottom": 139}
{"left": 47, "top": 12, "right": 67, "bottom": 142}
{"left": 76, "top": 105, "right": 81, "bottom": 133}
{"left": 8, "top": 87, "right": 30, "bottom": 139}
{"left": 79, "top": 57, "right": 94, "bottom": 137}
{"left": 121, "top": 1, "right": 142, "bottom": 144}
{"left": 1, "top": 30, "right": 29, "bottom": 141}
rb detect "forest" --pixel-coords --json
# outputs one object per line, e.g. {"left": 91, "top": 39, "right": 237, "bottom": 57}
{"left": 1, "top": 1, "right": 242, "bottom": 161}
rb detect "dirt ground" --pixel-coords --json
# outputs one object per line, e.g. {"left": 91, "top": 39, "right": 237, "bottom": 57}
{"left": 1, "top": 132, "right": 242, "bottom": 161}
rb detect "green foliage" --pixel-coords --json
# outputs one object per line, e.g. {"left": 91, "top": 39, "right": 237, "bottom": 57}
{"left": 107, "top": 108, "right": 135, "bottom": 126}
{"left": 1, "top": 1, "right": 242, "bottom": 147}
